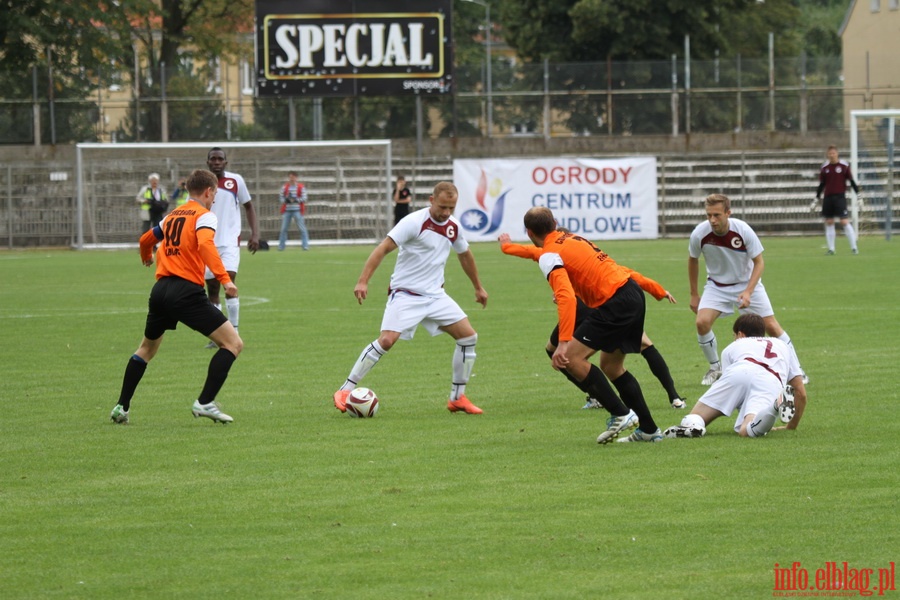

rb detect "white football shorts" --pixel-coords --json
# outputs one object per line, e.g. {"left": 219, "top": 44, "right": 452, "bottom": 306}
{"left": 698, "top": 280, "right": 774, "bottom": 317}
{"left": 204, "top": 245, "right": 240, "bottom": 279}
{"left": 697, "top": 362, "right": 782, "bottom": 433}
{"left": 381, "top": 290, "right": 467, "bottom": 340}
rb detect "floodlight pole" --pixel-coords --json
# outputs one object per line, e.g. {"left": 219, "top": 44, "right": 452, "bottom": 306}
{"left": 463, "top": 0, "right": 492, "bottom": 138}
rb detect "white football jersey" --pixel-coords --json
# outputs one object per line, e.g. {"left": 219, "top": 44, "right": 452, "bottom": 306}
{"left": 688, "top": 217, "right": 764, "bottom": 286}
{"left": 386, "top": 207, "right": 469, "bottom": 297}
{"left": 210, "top": 170, "right": 251, "bottom": 248}
{"left": 721, "top": 336, "right": 803, "bottom": 385}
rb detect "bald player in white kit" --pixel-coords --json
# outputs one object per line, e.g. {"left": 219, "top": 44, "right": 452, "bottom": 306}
{"left": 332, "top": 181, "right": 489, "bottom": 415}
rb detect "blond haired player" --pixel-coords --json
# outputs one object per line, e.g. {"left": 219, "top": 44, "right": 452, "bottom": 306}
{"left": 333, "top": 182, "right": 488, "bottom": 415}
{"left": 110, "top": 169, "right": 243, "bottom": 425}
{"left": 688, "top": 193, "right": 807, "bottom": 386}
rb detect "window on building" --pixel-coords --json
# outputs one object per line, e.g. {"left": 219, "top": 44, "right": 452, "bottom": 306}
{"left": 871, "top": 0, "right": 881, "bottom": 11}
{"left": 890, "top": 0, "right": 899, "bottom": 10}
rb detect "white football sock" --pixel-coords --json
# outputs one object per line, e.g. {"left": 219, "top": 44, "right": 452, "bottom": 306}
{"left": 843, "top": 222, "right": 857, "bottom": 250}
{"left": 825, "top": 224, "right": 836, "bottom": 251}
{"left": 747, "top": 409, "right": 778, "bottom": 438}
{"left": 344, "top": 341, "right": 386, "bottom": 390}
{"left": 450, "top": 334, "right": 477, "bottom": 401}
{"left": 225, "top": 297, "right": 239, "bottom": 329}
{"left": 776, "top": 331, "right": 792, "bottom": 347}
{"left": 698, "top": 331, "right": 719, "bottom": 366}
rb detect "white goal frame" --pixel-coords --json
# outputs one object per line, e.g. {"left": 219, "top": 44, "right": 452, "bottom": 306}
{"left": 74, "top": 140, "right": 393, "bottom": 249}
{"left": 850, "top": 109, "right": 899, "bottom": 239}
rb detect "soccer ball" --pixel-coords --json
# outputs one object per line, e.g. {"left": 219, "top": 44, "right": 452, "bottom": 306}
{"left": 779, "top": 385, "right": 796, "bottom": 423}
{"left": 346, "top": 387, "right": 379, "bottom": 418}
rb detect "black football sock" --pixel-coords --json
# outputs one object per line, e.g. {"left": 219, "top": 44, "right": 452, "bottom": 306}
{"left": 612, "top": 370, "right": 657, "bottom": 432}
{"left": 117, "top": 354, "right": 148, "bottom": 411}
{"left": 547, "top": 348, "right": 590, "bottom": 391}
{"left": 580, "top": 365, "right": 629, "bottom": 416}
{"left": 197, "top": 348, "right": 237, "bottom": 404}
{"left": 641, "top": 345, "right": 681, "bottom": 402}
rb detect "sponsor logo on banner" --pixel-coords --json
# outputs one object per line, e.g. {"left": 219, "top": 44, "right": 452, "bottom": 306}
{"left": 452, "top": 158, "right": 659, "bottom": 242}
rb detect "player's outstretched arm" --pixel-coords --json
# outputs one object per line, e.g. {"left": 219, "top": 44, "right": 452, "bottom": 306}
{"left": 498, "top": 233, "right": 542, "bottom": 261}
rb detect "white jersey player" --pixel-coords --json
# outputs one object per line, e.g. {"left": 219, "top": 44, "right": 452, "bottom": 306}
{"left": 665, "top": 313, "right": 808, "bottom": 439}
{"left": 203, "top": 148, "right": 259, "bottom": 345}
{"left": 688, "top": 193, "right": 805, "bottom": 386}
{"left": 332, "top": 182, "right": 489, "bottom": 415}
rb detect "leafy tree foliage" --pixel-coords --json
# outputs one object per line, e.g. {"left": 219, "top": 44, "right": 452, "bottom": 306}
{"left": 497, "top": 0, "right": 814, "bottom": 62}
{"left": 0, "top": 1, "right": 147, "bottom": 142}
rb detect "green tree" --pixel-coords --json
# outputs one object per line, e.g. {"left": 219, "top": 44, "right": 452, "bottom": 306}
{"left": 125, "top": 0, "right": 255, "bottom": 141}
{"left": 0, "top": 1, "right": 147, "bottom": 143}
{"left": 497, "top": 0, "right": 802, "bottom": 62}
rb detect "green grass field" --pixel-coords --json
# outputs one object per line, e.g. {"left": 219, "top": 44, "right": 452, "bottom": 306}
{"left": 1, "top": 236, "right": 898, "bottom": 599}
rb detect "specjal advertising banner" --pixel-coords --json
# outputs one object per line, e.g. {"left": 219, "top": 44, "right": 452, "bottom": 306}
{"left": 256, "top": 0, "right": 452, "bottom": 97}
{"left": 452, "top": 157, "right": 659, "bottom": 243}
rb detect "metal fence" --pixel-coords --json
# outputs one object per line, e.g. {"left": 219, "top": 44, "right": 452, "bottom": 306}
{"left": 3, "top": 147, "right": 897, "bottom": 249}
{"left": 4, "top": 55, "right": 893, "bottom": 145}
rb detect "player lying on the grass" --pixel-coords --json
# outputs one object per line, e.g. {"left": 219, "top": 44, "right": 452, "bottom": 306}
{"left": 664, "top": 313, "right": 807, "bottom": 439}
{"left": 110, "top": 169, "right": 243, "bottom": 425}
{"left": 498, "top": 233, "right": 686, "bottom": 410}
{"left": 509, "top": 208, "right": 677, "bottom": 444}
{"left": 332, "top": 181, "right": 488, "bottom": 415}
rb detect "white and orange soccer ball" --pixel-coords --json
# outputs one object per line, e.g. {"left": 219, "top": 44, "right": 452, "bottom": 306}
{"left": 346, "top": 387, "right": 380, "bottom": 418}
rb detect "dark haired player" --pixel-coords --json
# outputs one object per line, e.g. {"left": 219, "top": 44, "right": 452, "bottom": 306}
{"left": 664, "top": 313, "right": 807, "bottom": 439}
{"left": 203, "top": 147, "right": 259, "bottom": 347}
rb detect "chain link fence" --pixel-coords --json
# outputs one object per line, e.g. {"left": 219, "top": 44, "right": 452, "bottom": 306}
{"left": 4, "top": 56, "right": 889, "bottom": 145}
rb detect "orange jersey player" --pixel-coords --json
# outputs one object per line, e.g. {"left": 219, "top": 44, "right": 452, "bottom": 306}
{"left": 110, "top": 169, "right": 243, "bottom": 426}
{"left": 140, "top": 201, "right": 232, "bottom": 288}
{"left": 498, "top": 233, "right": 686, "bottom": 410}
{"left": 517, "top": 207, "right": 676, "bottom": 444}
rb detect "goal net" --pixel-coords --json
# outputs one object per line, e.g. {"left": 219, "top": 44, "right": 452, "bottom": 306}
{"left": 74, "top": 140, "right": 392, "bottom": 249}
{"left": 850, "top": 109, "right": 899, "bottom": 239}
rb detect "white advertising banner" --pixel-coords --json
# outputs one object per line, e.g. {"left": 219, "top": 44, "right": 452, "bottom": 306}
{"left": 452, "top": 157, "right": 658, "bottom": 242}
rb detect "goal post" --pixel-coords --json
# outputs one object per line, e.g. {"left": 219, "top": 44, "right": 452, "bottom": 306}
{"left": 850, "top": 109, "right": 899, "bottom": 240}
{"left": 74, "top": 140, "right": 392, "bottom": 249}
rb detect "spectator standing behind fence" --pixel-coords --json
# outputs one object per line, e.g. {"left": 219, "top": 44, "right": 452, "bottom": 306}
{"left": 393, "top": 175, "right": 411, "bottom": 225}
{"left": 172, "top": 178, "right": 189, "bottom": 207}
{"left": 811, "top": 145, "right": 860, "bottom": 255}
{"left": 278, "top": 171, "right": 309, "bottom": 251}
{"left": 136, "top": 173, "right": 169, "bottom": 232}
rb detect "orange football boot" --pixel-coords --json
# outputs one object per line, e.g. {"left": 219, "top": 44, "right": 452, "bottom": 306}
{"left": 447, "top": 394, "right": 483, "bottom": 415}
{"left": 333, "top": 389, "right": 350, "bottom": 413}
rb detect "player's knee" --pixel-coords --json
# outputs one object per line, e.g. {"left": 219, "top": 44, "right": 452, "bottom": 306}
{"left": 377, "top": 334, "right": 398, "bottom": 351}
{"left": 456, "top": 333, "right": 477, "bottom": 346}
{"left": 682, "top": 413, "right": 707, "bottom": 429}
{"left": 763, "top": 318, "right": 783, "bottom": 337}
